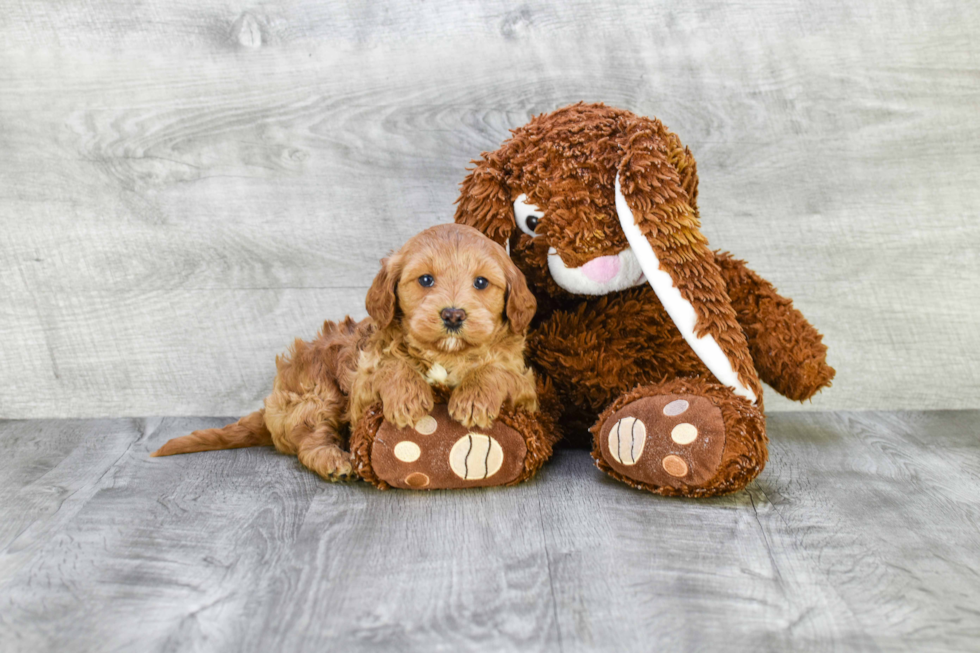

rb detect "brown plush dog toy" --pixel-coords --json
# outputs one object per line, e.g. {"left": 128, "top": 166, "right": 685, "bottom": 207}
{"left": 454, "top": 102, "right": 835, "bottom": 497}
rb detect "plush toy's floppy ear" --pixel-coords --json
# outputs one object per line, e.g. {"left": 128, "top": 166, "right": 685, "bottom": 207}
{"left": 365, "top": 255, "right": 401, "bottom": 329}
{"left": 502, "top": 254, "right": 537, "bottom": 333}
{"left": 665, "top": 131, "right": 699, "bottom": 214}
{"left": 615, "top": 120, "right": 761, "bottom": 403}
{"left": 454, "top": 152, "right": 514, "bottom": 246}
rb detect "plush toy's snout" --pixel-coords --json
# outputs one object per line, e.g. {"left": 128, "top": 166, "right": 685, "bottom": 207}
{"left": 579, "top": 256, "right": 620, "bottom": 283}
{"left": 545, "top": 245, "right": 646, "bottom": 296}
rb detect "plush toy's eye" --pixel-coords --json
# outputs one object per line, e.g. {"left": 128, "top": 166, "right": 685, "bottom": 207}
{"left": 514, "top": 194, "right": 543, "bottom": 238}
{"left": 418, "top": 274, "right": 434, "bottom": 287}
{"left": 473, "top": 277, "right": 489, "bottom": 290}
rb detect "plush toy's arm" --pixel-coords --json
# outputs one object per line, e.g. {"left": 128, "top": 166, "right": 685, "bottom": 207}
{"left": 714, "top": 251, "right": 835, "bottom": 401}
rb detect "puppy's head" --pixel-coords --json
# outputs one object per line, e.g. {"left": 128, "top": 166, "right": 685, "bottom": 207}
{"left": 366, "top": 223, "right": 535, "bottom": 352}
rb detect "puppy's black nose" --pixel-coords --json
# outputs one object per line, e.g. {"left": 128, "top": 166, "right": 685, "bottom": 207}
{"left": 441, "top": 307, "right": 467, "bottom": 329}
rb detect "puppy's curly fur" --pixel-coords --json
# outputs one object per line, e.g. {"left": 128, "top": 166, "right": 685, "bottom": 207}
{"left": 151, "top": 224, "right": 538, "bottom": 482}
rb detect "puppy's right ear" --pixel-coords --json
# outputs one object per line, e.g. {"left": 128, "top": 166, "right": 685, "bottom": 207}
{"left": 365, "top": 255, "right": 401, "bottom": 329}
{"left": 495, "top": 250, "right": 536, "bottom": 334}
{"left": 454, "top": 152, "right": 514, "bottom": 246}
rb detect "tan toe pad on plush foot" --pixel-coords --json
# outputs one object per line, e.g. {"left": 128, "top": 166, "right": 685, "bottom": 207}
{"left": 372, "top": 404, "right": 527, "bottom": 490}
{"left": 599, "top": 395, "right": 725, "bottom": 490}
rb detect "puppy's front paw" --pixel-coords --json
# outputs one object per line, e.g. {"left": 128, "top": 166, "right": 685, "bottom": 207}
{"left": 382, "top": 384, "right": 435, "bottom": 429}
{"left": 299, "top": 445, "right": 355, "bottom": 482}
{"left": 449, "top": 385, "right": 503, "bottom": 429}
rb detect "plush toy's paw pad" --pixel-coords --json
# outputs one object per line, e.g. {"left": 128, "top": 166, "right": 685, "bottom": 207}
{"left": 371, "top": 404, "right": 526, "bottom": 490}
{"left": 599, "top": 395, "right": 726, "bottom": 489}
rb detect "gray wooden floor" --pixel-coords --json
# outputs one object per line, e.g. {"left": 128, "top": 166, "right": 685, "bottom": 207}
{"left": 1, "top": 411, "right": 978, "bottom": 652}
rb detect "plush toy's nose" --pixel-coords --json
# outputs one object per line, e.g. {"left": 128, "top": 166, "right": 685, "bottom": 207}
{"left": 441, "top": 307, "right": 467, "bottom": 329}
{"left": 579, "top": 255, "right": 621, "bottom": 283}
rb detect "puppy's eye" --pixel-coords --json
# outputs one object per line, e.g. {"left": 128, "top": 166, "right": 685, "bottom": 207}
{"left": 418, "top": 274, "right": 434, "bottom": 287}
{"left": 473, "top": 277, "right": 489, "bottom": 290}
{"left": 514, "top": 194, "right": 543, "bottom": 238}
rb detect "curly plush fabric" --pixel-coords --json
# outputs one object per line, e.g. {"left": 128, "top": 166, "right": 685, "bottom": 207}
{"left": 454, "top": 102, "right": 835, "bottom": 496}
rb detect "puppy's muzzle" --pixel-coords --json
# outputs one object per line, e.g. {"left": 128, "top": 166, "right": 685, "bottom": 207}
{"left": 440, "top": 307, "right": 466, "bottom": 332}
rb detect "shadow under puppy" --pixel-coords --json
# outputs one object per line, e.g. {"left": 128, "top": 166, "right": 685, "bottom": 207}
{"left": 152, "top": 223, "right": 539, "bottom": 482}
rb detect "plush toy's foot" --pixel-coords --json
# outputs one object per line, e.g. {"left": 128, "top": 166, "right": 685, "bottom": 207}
{"left": 351, "top": 402, "right": 556, "bottom": 490}
{"left": 591, "top": 379, "right": 767, "bottom": 497}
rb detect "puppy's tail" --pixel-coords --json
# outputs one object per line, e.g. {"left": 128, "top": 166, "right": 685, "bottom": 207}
{"left": 150, "top": 410, "right": 272, "bottom": 457}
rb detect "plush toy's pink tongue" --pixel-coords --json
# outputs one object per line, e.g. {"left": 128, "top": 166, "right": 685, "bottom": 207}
{"left": 580, "top": 255, "right": 620, "bottom": 283}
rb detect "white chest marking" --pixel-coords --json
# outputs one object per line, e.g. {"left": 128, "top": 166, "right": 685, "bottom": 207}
{"left": 426, "top": 363, "right": 449, "bottom": 385}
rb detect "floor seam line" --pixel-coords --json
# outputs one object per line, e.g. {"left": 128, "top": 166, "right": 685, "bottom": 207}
{"left": 536, "top": 480, "right": 564, "bottom": 653}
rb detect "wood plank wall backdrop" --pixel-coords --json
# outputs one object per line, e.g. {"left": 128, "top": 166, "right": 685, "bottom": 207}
{"left": 1, "top": 0, "right": 978, "bottom": 419}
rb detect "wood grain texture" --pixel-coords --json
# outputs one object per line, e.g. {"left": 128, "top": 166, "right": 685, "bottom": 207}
{"left": 1, "top": 410, "right": 979, "bottom": 651}
{"left": 1, "top": 0, "right": 979, "bottom": 417}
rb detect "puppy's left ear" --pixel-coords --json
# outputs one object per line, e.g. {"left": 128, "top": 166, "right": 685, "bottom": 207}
{"left": 502, "top": 257, "right": 536, "bottom": 333}
{"left": 365, "top": 255, "right": 401, "bottom": 329}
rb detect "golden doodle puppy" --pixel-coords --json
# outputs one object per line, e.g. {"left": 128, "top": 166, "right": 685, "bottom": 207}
{"left": 152, "top": 224, "right": 538, "bottom": 482}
